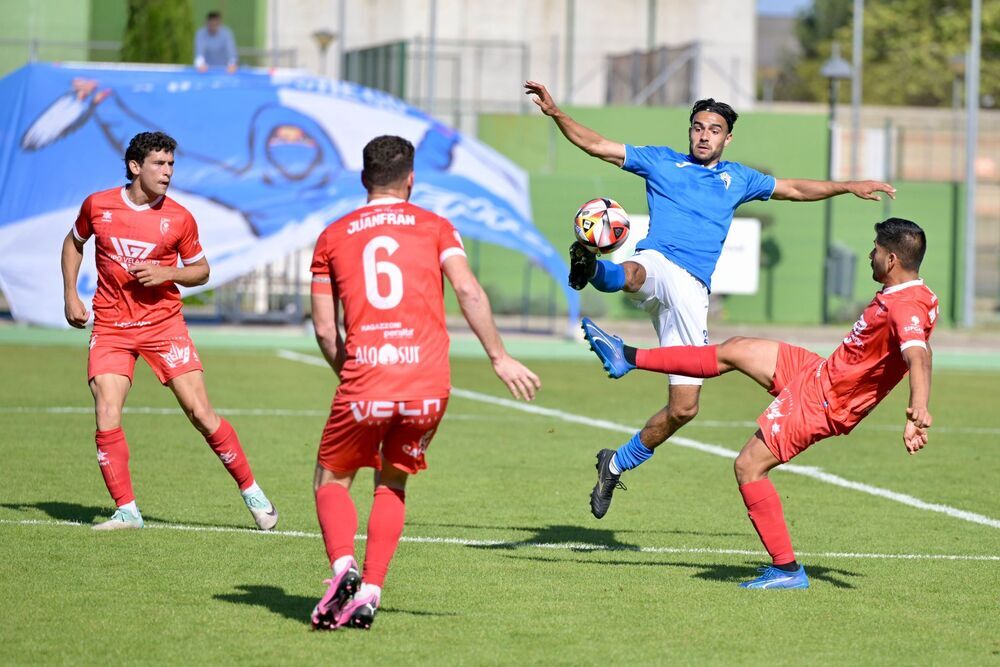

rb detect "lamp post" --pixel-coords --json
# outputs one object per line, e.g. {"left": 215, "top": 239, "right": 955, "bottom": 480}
{"left": 819, "top": 43, "right": 852, "bottom": 323}
{"left": 311, "top": 30, "right": 337, "bottom": 77}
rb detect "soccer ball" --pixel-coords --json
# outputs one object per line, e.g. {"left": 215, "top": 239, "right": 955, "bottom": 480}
{"left": 573, "top": 197, "right": 630, "bottom": 254}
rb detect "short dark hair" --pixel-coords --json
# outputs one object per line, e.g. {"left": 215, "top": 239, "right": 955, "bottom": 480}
{"left": 875, "top": 217, "right": 926, "bottom": 271}
{"left": 124, "top": 131, "right": 177, "bottom": 180}
{"left": 207, "top": 11, "right": 221, "bottom": 20}
{"left": 689, "top": 98, "right": 738, "bottom": 132}
{"left": 362, "top": 135, "right": 414, "bottom": 188}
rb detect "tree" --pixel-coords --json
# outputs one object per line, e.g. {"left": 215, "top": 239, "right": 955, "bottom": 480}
{"left": 121, "top": 0, "right": 194, "bottom": 66}
{"left": 774, "top": 0, "right": 999, "bottom": 108}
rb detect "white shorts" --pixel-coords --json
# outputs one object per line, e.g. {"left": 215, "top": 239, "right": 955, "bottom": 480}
{"left": 626, "top": 250, "right": 710, "bottom": 386}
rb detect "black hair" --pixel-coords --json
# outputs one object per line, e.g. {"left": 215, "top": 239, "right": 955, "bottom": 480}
{"left": 689, "top": 98, "right": 738, "bottom": 132}
{"left": 124, "top": 131, "right": 177, "bottom": 180}
{"left": 207, "top": 11, "right": 221, "bottom": 20}
{"left": 875, "top": 218, "right": 926, "bottom": 271}
{"left": 362, "top": 135, "right": 415, "bottom": 188}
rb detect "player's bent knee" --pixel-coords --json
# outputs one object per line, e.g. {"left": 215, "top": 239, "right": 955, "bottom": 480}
{"left": 667, "top": 402, "right": 699, "bottom": 424}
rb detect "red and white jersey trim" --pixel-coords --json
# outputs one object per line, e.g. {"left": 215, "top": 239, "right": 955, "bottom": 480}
{"left": 439, "top": 247, "right": 467, "bottom": 264}
{"left": 119, "top": 186, "right": 164, "bottom": 211}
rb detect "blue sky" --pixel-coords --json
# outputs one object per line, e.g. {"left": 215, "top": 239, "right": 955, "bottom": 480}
{"left": 758, "top": 0, "right": 814, "bottom": 16}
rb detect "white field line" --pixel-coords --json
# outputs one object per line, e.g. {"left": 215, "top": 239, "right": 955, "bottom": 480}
{"left": 275, "top": 350, "right": 1000, "bottom": 531}
{"left": 2, "top": 518, "right": 998, "bottom": 563}
{"left": 0, "top": 406, "right": 490, "bottom": 420}
{"left": 4, "top": 404, "right": 997, "bottom": 436}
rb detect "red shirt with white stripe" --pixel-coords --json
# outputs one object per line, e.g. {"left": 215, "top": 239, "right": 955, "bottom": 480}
{"left": 823, "top": 279, "right": 938, "bottom": 428}
{"left": 72, "top": 187, "right": 204, "bottom": 332}
{"left": 311, "top": 197, "right": 466, "bottom": 400}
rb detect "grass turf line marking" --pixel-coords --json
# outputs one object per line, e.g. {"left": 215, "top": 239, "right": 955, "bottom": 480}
{"left": 273, "top": 350, "right": 1000, "bottom": 531}
{"left": 3, "top": 518, "right": 998, "bottom": 562}
{"left": 0, "top": 407, "right": 489, "bottom": 420}
{"left": 3, "top": 405, "right": 999, "bottom": 436}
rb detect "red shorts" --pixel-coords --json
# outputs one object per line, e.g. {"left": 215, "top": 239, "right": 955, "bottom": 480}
{"left": 317, "top": 394, "right": 449, "bottom": 474}
{"left": 756, "top": 343, "right": 839, "bottom": 463}
{"left": 88, "top": 318, "right": 203, "bottom": 385}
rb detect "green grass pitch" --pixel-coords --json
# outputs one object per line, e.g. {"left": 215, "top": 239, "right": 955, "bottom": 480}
{"left": 1, "top": 334, "right": 999, "bottom": 665}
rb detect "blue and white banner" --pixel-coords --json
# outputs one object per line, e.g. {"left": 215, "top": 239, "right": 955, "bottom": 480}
{"left": 0, "top": 63, "right": 578, "bottom": 328}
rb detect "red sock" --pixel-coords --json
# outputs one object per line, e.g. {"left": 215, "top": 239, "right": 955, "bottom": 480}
{"left": 739, "top": 478, "right": 795, "bottom": 565}
{"left": 95, "top": 427, "right": 135, "bottom": 506}
{"left": 636, "top": 345, "right": 720, "bottom": 377}
{"left": 316, "top": 483, "right": 358, "bottom": 565}
{"left": 362, "top": 486, "right": 406, "bottom": 587}
{"left": 205, "top": 418, "right": 254, "bottom": 491}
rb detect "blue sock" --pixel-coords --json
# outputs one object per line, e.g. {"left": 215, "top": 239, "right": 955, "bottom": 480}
{"left": 611, "top": 432, "right": 654, "bottom": 473}
{"left": 591, "top": 260, "right": 625, "bottom": 293}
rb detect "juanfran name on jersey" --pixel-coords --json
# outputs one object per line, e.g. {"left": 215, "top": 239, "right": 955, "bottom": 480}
{"left": 346, "top": 211, "right": 417, "bottom": 235}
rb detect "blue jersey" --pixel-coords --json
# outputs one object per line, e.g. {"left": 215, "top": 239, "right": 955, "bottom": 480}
{"left": 623, "top": 144, "right": 775, "bottom": 290}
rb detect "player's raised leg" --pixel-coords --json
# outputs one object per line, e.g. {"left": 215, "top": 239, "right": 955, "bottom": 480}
{"left": 734, "top": 433, "right": 809, "bottom": 589}
{"left": 167, "top": 370, "right": 277, "bottom": 530}
{"left": 90, "top": 373, "right": 144, "bottom": 530}
{"left": 312, "top": 465, "right": 361, "bottom": 631}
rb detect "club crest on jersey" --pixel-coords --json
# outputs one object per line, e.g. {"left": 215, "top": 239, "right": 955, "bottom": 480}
{"left": 719, "top": 172, "right": 731, "bottom": 190}
{"left": 160, "top": 218, "right": 170, "bottom": 235}
{"left": 101, "top": 210, "right": 112, "bottom": 222}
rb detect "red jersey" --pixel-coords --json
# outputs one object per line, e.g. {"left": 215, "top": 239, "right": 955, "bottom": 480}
{"left": 72, "top": 187, "right": 204, "bottom": 331}
{"left": 822, "top": 279, "right": 938, "bottom": 429}
{"left": 310, "top": 197, "right": 466, "bottom": 400}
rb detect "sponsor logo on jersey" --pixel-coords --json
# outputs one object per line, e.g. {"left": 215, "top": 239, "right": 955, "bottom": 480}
{"left": 349, "top": 398, "right": 442, "bottom": 422}
{"left": 346, "top": 211, "right": 417, "bottom": 235}
{"left": 109, "top": 237, "right": 157, "bottom": 269}
{"left": 903, "top": 314, "right": 924, "bottom": 335}
{"left": 101, "top": 210, "right": 112, "bottom": 222}
{"left": 675, "top": 161, "right": 692, "bottom": 168}
{"left": 844, "top": 313, "right": 869, "bottom": 347}
{"left": 719, "top": 172, "right": 731, "bottom": 190}
{"left": 158, "top": 342, "right": 191, "bottom": 368}
{"left": 355, "top": 343, "right": 421, "bottom": 367}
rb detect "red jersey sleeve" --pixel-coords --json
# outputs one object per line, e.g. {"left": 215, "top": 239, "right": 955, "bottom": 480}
{"left": 72, "top": 195, "right": 94, "bottom": 243}
{"left": 437, "top": 217, "right": 466, "bottom": 265}
{"left": 889, "top": 299, "right": 934, "bottom": 351}
{"left": 310, "top": 229, "right": 334, "bottom": 296}
{"left": 178, "top": 212, "right": 205, "bottom": 265}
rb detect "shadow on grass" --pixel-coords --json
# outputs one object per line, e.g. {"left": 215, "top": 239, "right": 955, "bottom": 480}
{"left": 462, "top": 523, "right": 642, "bottom": 552}
{"left": 214, "top": 585, "right": 459, "bottom": 625}
{"left": 409, "top": 520, "right": 744, "bottom": 539}
{"left": 504, "top": 553, "right": 860, "bottom": 589}
{"left": 0, "top": 501, "right": 248, "bottom": 530}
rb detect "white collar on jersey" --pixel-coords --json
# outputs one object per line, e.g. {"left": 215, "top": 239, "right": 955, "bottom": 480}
{"left": 363, "top": 196, "right": 406, "bottom": 207}
{"left": 882, "top": 278, "right": 924, "bottom": 295}
{"left": 119, "top": 186, "right": 164, "bottom": 211}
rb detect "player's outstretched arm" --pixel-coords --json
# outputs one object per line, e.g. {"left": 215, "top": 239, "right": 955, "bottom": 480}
{"left": 771, "top": 178, "right": 896, "bottom": 202}
{"left": 524, "top": 80, "right": 626, "bottom": 167}
{"left": 310, "top": 283, "right": 345, "bottom": 378}
{"left": 129, "top": 258, "right": 209, "bottom": 288}
{"left": 443, "top": 255, "right": 540, "bottom": 401}
{"left": 61, "top": 231, "right": 89, "bottom": 328}
{"left": 901, "top": 345, "right": 933, "bottom": 455}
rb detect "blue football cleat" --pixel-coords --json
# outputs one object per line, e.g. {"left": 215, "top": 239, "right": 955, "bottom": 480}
{"left": 581, "top": 317, "right": 635, "bottom": 379}
{"left": 739, "top": 565, "right": 810, "bottom": 589}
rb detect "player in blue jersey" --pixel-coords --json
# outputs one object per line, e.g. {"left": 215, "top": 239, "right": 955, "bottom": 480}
{"left": 524, "top": 81, "right": 896, "bottom": 519}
